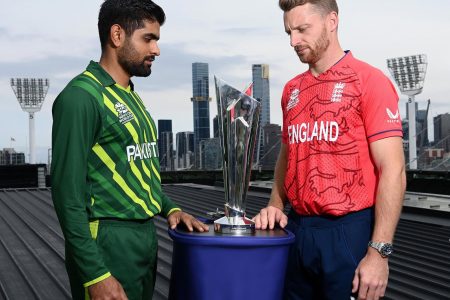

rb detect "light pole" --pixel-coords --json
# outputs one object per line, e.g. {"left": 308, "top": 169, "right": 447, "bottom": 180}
{"left": 387, "top": 55, "right": 427, "bottom": 169}
{"left": 10, "top": 78, "right": 49, "bottom": 164}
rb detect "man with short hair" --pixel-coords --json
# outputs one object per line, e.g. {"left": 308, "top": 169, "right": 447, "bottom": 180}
{"left": 51, "top": 1, "right": 208, "bottom": 299}
{"left": 254, "top": 1, "right": 406, "bottom": 299}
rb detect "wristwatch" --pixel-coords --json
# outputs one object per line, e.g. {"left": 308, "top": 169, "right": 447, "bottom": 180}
{"left": 368, "top": 241, "right": 394, "bottom": 258}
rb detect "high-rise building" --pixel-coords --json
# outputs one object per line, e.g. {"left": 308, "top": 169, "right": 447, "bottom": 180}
{"left": 175, "top": 131, "right": 194, "bottom": 170}
{"left": 403, "top": 101, "right": 430, "bottom": 151}
{"left": 416, "top": 109, "right": 429, "bottom": 148}
{"left": 158, "top": 120, "right": 172, "bottom": 137}
{"left": 199, "top": 138, "right": 222, "bottom": 170}
{"left": 252, "top": 64, "right": 270, "bottom": 126}
{"left": 191, "top": 62, "right": 211, "bottom": 168}
{"left": 157, "top": 120, "right": 173, "bottom": 171}
{"left": 434, "top": 113, "right": 450, "bottom": 153}
{"left": 160, "top": 132, "right": 174, "bottom": 171}
{"left": 252, "top": 64, "right": 270, "bottom": 166}
{"left": 0, "top": 148, "right": 26, "bottom": 165}
{"left": 261, "top": 124, "right": 281, "bottom": 170}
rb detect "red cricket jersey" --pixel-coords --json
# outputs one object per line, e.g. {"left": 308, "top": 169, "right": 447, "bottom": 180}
{"left": 281, "top": 51, "right": 402, "bottom": 216}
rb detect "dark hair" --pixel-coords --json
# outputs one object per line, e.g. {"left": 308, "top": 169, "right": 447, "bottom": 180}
{"left": 279, "top": 0, "right": 338, "bottom": 15}
{"left": 98, "top": 0, "right": 166, "bottom": 50}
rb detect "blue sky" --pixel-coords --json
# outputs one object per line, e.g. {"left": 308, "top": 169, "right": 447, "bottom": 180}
{"left": 1, "top": 0, "right": 449, "bottom": 163}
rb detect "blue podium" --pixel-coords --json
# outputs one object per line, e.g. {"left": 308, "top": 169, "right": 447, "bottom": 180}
{"left": 168, "top": 225, "right": 295, "bottom": 300}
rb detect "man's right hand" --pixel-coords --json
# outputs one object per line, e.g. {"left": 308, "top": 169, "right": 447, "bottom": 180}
{"left": 253, "top": 206, "right": 288, "bottom": 230}
{"left": 88, "top": 276, "right": 128, "bottom": 300}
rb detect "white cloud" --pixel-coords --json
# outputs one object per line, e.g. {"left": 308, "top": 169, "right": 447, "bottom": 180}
{"left": 1, "top": 0, "right": 450, "bottom": 162}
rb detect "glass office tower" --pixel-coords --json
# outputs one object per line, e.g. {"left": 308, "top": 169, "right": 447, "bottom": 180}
{"left": 191, "top": 62, "right": 211, "bottom": 168}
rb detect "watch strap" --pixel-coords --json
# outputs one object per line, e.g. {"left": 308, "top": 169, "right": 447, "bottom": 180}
{"left": 368, "top": 241, "right": 394, "bottom": 257}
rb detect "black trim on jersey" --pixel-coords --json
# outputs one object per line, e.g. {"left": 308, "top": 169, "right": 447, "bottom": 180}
{"left": 368, "top": 129, "right": 403, "bottom": 140}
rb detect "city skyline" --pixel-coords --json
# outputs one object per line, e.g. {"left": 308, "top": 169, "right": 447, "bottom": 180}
{"left": 1, "top": 1, "right": 450, "bottom": 163}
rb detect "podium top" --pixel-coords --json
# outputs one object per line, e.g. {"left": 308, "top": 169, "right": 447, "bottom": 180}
{"left": 169, "top": 225, "right": 295, "bottom": 247}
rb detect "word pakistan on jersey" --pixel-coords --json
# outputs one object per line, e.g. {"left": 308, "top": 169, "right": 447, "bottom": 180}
{"left": 126, "top": 142, "right": 159, "bottom": 162}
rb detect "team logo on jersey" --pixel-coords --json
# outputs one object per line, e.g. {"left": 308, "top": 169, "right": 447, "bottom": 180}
{"left": 287, "top": 89, "right": 300, "bottom": 110}
{"left": 386, "top": 108, "right": 400, "bottom": 123}
{"left": 331, "top": 82, "right": 345, "bottom": 102}
{"left": 115, "top": 102, "right": 134, "bottom": 124}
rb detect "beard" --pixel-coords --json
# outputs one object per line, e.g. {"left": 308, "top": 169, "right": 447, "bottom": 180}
{"left": 118, "top": 39, "right": 154, "bottom": 78}
{"left": 295, "top": 26, "right": 330, "bottom": 64}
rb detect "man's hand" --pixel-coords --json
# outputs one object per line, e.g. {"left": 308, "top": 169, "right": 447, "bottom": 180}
{"left": 167, "top": 211, "right": 209, "bottom": 232}
{"left": 88, "top": 276, "right": 128, "bottom": 300}
{"left": 352, "top": 248, "right": 389, "bottom": 300}
{"left": 253, "top": 205, "right": 288, "bottom": 230}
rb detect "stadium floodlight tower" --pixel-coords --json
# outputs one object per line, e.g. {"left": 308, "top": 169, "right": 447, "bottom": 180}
{"left": 10, "top": 78, "right": 50, "bottom": 164}
{"left": 387, "top": 54, "right": 427, "bottom": 170}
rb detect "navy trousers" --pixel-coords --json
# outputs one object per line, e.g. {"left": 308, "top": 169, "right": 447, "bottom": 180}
{"left": 283, "top": 208, "right": 374, "bottom": 300}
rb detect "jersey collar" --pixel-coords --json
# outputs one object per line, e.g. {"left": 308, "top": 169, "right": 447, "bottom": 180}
{"left": 308, "top": 50, "right": 352, "bottom": 78}
{"left": 86, "top": 60, "right": 135, "bottom": 91}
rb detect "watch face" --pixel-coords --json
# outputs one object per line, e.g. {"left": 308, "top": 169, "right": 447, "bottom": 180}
{"left": 380, "top": 244, "right": 394, "bottom": 257}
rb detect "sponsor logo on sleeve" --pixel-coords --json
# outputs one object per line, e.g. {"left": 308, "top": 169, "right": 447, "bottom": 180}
{"left": 386, "top": 108, "right": 400, "bottom": 123}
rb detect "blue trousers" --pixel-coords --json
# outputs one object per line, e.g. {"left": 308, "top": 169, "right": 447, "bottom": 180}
{"left": 283, "top": 208, "right": 374, "bottom": 300}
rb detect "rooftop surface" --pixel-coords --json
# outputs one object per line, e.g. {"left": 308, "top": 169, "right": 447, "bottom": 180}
{"left": 0, "top": 185, "right": 449, "bottom": 299}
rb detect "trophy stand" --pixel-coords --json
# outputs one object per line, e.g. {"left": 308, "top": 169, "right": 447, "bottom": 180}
{"left": 168, "top": 78, "right": 294, "bottom": 300}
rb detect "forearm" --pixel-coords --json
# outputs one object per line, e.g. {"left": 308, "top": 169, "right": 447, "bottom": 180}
{"left": 353, "top": 159, "right": 405, "bottom": 298}
{"left": 372, "top": 164, "right": 406, "bottom": 242}
{"left": 268, "top": 144, "right": 287, "bottom": 210}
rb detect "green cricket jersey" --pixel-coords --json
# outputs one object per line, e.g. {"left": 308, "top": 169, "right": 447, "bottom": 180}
{"left": 51, "top": 61, "right": 180, "bottom": 286}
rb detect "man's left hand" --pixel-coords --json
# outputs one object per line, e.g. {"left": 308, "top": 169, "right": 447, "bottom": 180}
{"left": 352, "top": 248, "right": 389, "bottom": 300}
{"left": 167, "top": 211, "right": 209, "bottom": 232}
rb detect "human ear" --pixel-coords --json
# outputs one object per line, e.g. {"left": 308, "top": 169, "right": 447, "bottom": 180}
{"left": 110, "top": 24, "right": 125, "bottom": 48}
{"left": 328, "top": 11, "right": 339, "bottom": 32}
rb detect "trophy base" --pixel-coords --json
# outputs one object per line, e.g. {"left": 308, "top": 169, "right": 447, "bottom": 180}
{"left": 213, "top": 216, "right": 255, "bottom": 235}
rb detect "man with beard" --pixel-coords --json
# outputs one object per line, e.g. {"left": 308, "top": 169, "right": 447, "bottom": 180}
{"left": 253, "top": 1, "right": 405, "bottom": 299}
{"left": 51, "top": 1, "right": 208, "bottom": 299}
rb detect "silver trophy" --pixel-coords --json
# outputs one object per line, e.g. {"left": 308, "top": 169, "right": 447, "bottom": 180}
{"left": 213, "top": 77, "right": 261, "bottom": 235}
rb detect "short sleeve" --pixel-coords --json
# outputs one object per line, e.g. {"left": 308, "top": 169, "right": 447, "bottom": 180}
{"left": 360, "top": 69, "right": 403, "bottom": 143}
